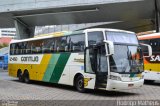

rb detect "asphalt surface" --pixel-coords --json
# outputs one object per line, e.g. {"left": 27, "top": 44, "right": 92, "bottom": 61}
{"left": 0, "top": 71, "right": 160, "bottom": 106}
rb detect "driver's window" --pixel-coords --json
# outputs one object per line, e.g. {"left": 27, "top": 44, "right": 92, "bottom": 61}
{"left": 88, "top": 31, "right": 104, "bottom": 46}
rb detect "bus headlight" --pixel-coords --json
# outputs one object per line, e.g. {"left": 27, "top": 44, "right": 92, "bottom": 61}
{"left": 109, "top": 75, "right": 121, "bottom": 81}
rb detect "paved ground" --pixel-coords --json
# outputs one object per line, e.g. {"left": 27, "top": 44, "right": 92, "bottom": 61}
{"left": 0, "top": 71, "right": 160, "bottom": 101}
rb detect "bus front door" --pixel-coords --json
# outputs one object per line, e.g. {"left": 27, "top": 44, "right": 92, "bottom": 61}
{"left": 84, "top": 47, "right": 96, "bottom": 89}
{"left": 95, "top": 45, "right": 108, "bottom": 89}
{"left": 86, "top": 45, "right": 108, "bottom": 90}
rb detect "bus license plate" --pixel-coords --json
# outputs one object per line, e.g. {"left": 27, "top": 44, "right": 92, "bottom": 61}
{"left": 128, "top": 84, "right": 134, "bottom": 87}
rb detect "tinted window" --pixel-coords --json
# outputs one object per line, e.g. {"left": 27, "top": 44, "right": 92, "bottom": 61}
{"left": 15, "top": 43, "right": 20, "bottom": 55}
{"left": 10, "top": 44, "right": 15, "bottom": 55}
{"left": 10, "top": 34, "right": 85, "bottom": 55}
{"left": 69, "top": 34, "right": 85, "bottom": 52}
{"left": 42, "top": 38, "right": 54, "bottom": 53}
{"left": 150, "top": 39, "right": 160, "bottom": 52}
{"left": 55, "top": 37, "right": 68, "bottom": 52}
{"left": 88, "top": 31, "right": 104, "bottom": 46}
{"left": 140, "top": 39, "right": 160, "bottom": 52}
{"left": 139, "top": 40, "right": 149, "bottom": 52}
{"left": 31, "top": 40, "right": 43, "bottom": 54}
{"left": 26, "top": 41, "right": 32, "bottom": 54}
{"left": 22, "top": 42, "right": 28, "bottom": 54}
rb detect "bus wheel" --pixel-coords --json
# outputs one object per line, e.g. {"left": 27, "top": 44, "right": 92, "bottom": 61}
{"left": 18, "top": 71, "right": 24, "bottom": 82}
{"left": 75, "top": 75, "right": 86, "bottom": 93}
{"left": 24, "top": 71, "right": 30, "bottom": 84}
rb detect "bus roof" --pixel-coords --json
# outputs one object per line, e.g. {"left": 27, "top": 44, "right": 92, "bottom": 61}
{"left": 10, "top": 30, "right": 83, "bottom": 44}
{"left": 138, "top": 33, "right": 160, "bottom": 40}
{"left": 84, "top": 28, "right": 134, "bottom": 34}
{"left": 10, "top": 28, "right": 134, "bottom": 44}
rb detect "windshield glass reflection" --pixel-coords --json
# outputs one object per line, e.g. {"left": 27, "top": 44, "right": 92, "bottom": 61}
{"left": 109, "top": 45, "right": 143, "bottom": 74}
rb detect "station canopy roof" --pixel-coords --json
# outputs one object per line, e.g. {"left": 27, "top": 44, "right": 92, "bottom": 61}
{"left": 0, "top": 0, "right": 159, "bottom": 33}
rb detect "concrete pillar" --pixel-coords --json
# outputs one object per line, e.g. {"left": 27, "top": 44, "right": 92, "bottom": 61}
{"left": 14, "top": 20, "right": 35, "bottom": 39}
{"left": 155, "top": 11, "right": 160, "bottom": 32}
{"left": 155, "top": 0, "right": 160, "bottom": 32}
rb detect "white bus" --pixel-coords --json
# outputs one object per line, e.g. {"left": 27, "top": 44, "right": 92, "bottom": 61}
{"left": 8, "top": 28, "right": 152, "bottom": 92}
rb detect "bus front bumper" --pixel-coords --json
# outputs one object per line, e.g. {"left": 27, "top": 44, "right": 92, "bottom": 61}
{"left": 106, "top": 79, "right": 144, "bottom": 91}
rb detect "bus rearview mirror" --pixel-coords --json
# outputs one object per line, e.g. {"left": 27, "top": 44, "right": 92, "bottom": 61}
{"left": 140, "top": 43, "right": 152, "bottom": 57}
{"left": 103, "top": 40, "right": 114, "bottom": 56}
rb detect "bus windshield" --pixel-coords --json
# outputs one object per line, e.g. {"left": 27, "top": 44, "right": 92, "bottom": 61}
{"left": 109, "top": 45, "right": 143, "bottom": 73}
{"left": 105, "top": 31, "right": 143, "bottom": 74}
{"left": 106, "top": 31, "right": 138, "bottom": 45}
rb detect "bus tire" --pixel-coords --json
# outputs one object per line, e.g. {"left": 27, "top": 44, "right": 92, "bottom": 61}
{"left": 23, "top": 71, "right": 30, "bottom": 84}
{"left": 75, "top": 75, "right": 86, "bottom": 93}
{"left": 17, "top": 70, "right": 24, "bottom": 82}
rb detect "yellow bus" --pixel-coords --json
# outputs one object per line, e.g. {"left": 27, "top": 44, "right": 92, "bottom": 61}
{"left": 9, "top": 28, "right": 152, "bottom": 92}
{"left": 138, "top": 33, "right": 160, "bottom": 83}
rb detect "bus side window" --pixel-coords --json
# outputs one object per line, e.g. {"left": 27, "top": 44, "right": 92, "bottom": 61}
{"left": 22, "top": 42, "right": 27, "bottom": 54}
{"left": 69, "top": 34, "right": 85, "bottom": 52}
{"left": 54, "top": 38, "right": 59, "bottom": 52}
{"left": 31, "top": 42, "right": 36, "bottom": 54}
{"left": 54, "top": 37, "right": 69, "bottom": 52}
{"left": 10, "top": 44, "right": 14, "bottom": 55}
{"left": 155, "top": 39, "right": 159, "bottom": 52}
{"left": 12, "top": 44, "right": 16, "bottom": 55}
{"left": 24, "top": 42, "right": 28, "bottom": 54}
{"left": 158, "top": 39, "right": 160, "bottom": 51}
{"left": 139, "top": 40, "right": 149, "bottom": 53}
{"left": 59, "top": 37, "right": 68, "bottom": 52}
{"left": 26, "top": 42, "right": 31, "bottom": 54}
{"left": 10, "top": 45, "right": 12, "bottom": 55}
{"left": 19, "top": 43, "right": 23, "bottom": 54}
{"left": 34, "top": 40, "right": 43, "bottom": 54}
{"left": 15, "top": 44, "right": 20, "bottom": 55}
{"left": 49, "top": 38, "right": 55, "bottom": 53}
{"left": 42, "top": 38, "right": 54, "bottom": 53}
{"left": 150, "top": 39, "right": 158, "bottom": 52}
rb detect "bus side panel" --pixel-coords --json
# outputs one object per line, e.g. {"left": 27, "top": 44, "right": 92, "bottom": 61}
{"left": 144, "top": 63, "right": 160, "bottom": 72}
{"left": 8, "top": 64, "right": 17, "bottom": 77}
{"left": 66, "top": 52, "right": 96, "bottom": 89}
{"left": 9, "top": 63, "right": 34, "bottom": 79}
{"left": 8, "top": 54, "right": 46, "bottom": 80}
{"left": 65, "top": 53, "right": 85, "bottom": 86}
{"left": 143, "top": 56, "right": 160, "bottom": 81}
{"left": 42, "top": 53, "right": 71, "bottom": 84}
{"left": 143, "top": 63, "right": 160, "bottom": 81}
{"left": 35, "top": 54, "right": 52, "bottom": 81}
{"left": 9, "top": 53, "right": 90, "bottom": 86}
{"left": 42, "top": 54, "right": 60, "bottom": 82}
{"left": 9, "top": 53, "right": 71, "bottom": 84}
{"left": 48, "top": 53, "right": 71, "bottom": 83}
